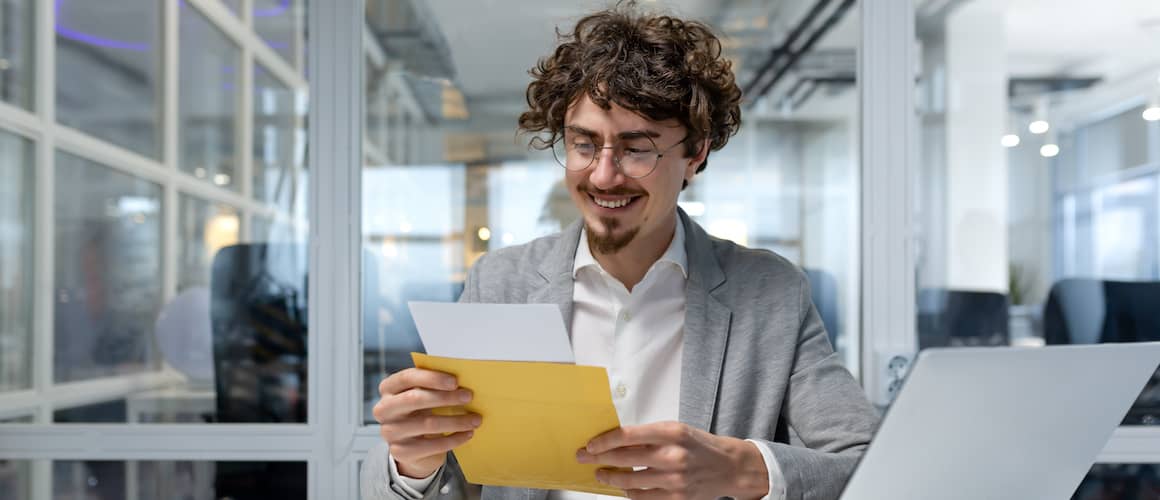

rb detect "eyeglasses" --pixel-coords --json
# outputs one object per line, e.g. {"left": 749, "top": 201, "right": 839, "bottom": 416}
{"left": 551, "top": 130, "right": 688, "bottom": 179}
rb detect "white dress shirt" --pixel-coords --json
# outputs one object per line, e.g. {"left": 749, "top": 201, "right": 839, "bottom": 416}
{"left": 391, "top": 217, "right": 785, "bottom": 500}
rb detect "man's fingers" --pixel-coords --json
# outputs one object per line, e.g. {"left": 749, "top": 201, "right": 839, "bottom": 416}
{"left": 587, "top": 422, "right": 690, "bottom": 454}
{"left": 625, "top": 488, "right": 679, "bottom": 500}
{"left": 376, "top": 388, "right": 473, "bottom": 421}
{"left": 597, "top": 469, "right": 686, "bottom": 491}
{"left": 388, "top": 431, "right": 475, "bottom": 463}
{"left": 577, "top": 446, "right": 659, "bottom": 469}
{"left": 380, "top": 368, "right": 458, "bottom": 396}
{"left": 381, "top": 413, "right": 482, "bottom": 443}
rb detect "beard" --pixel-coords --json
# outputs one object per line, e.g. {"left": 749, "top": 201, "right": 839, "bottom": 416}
{"left": 586, "top": 216, "right": 640, "bottom": 255}
{"left": 576, "top": 181, "right": 645, "bottom": 255}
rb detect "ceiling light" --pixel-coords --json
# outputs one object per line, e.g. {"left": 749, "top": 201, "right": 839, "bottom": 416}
{"left": 1029, "top": 97, "right": 1050, "bottom": 134}
{"left": 213, "top": 174, "right": 230, "bottom": 186}
{"left": 477, "top": 227, "right": 491, "bottom": 241}
{"left": 1145, "top": 95, "right": 1160, "bottom": 122}
{"left": 1000, "top": 134, "right": 1021, "bottom": 148}
{"left": 1040, "top": 143, "right": 1060, "bottom": 158}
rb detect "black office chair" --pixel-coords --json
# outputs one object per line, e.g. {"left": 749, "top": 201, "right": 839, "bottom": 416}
{"left": 208, "top": 243, "right": 309, "bottom": 499}
{"left": 917, "top": 289, "right": 1009, "bottom": 349}
{"left": 1044, "top": 279, "right": 1160, "bottom": 425}
{"left": 803, "top": 268, "right": 842, "bottom": 350}
{"left": 210, "top": 243, "right": 308, "bottom": 424}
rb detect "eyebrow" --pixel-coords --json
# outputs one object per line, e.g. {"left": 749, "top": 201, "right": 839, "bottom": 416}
{"left": 564, "top": 125, "right": 662, "bottom": 140}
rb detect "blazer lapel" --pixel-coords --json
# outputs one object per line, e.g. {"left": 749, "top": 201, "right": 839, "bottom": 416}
{"left": 677, "top": 209, "right": 732, "bottom": 433}
{"left": 525, "top": 219, "right": 583, "bottom": 331}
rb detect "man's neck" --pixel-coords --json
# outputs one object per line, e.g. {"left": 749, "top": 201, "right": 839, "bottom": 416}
{"left": 591, "top": 215, "right": 678, "bottom": 292}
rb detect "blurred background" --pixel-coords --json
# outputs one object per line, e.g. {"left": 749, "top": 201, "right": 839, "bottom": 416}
{"left": 0, "top": 0, "right": 1158, "bottom": 498}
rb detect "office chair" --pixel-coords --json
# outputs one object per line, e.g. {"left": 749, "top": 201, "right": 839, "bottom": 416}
{"left": 210, "top": 243, "right": 308, "bottom": 424}
{"left": 803, "top": 268, "right": 842, "bottom": 350}
{"left": 917, "top": 289, "right": 1009, "bottom": 349}
{"left": 1044, "top": 278, "right": 1160, "bottom": 425}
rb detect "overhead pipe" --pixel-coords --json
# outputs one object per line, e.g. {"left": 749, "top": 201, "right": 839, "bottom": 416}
{"left": 741, "top": 0, "right": 834, "bottom": 98}
{"left": 749, "top": 0, "right": 856, "bottom": 108}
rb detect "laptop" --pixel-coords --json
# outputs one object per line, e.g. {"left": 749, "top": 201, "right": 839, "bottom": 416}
{"left": 840, "top": 343, "right": 1160, "bottom": 500}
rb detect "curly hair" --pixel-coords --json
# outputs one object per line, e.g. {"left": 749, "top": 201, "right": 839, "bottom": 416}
{"left": 518, "top": 3, "right": 742, "bottom": 178}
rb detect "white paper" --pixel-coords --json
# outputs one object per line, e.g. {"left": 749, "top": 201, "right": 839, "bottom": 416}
{"left": 407, "top": 302, "right": 575, "bottom": 363}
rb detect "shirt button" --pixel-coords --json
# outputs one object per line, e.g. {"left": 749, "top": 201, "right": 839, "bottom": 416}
{"left": 615, "top": 383, "right": 627, "bottom": 398}
{"left": 440, "top": 484, "right": 451, "bottom": 495}
{"left": 620, "top": 310, "right": 631, "bottom": 322}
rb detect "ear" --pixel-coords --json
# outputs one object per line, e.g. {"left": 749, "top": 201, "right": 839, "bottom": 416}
{"left": 684, "top": 138, "right": 710, "bottom": 181}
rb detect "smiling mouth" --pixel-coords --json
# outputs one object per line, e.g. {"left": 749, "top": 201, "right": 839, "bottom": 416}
{"left": 590, "top": 193, "right": 641, "bottom": 210}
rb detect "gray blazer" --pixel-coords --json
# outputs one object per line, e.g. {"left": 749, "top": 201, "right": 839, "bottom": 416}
{"left": 363, "top": 210, "right": 879, "bottom": 500}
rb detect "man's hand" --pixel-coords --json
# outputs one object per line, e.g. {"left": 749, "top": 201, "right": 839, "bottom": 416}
{"left": 373, "top": 368, "right": 481, "bottom": 479}
{"left": 576, "top": 421, "right": 770, "bottom": 500}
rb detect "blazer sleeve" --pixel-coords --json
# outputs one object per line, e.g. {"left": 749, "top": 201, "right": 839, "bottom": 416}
{"left": 360, "top": 441, "right": 473, "bottom": 500}
{"left": 756, "top": 273, "right": 879, "bottom": 500}
{"left": 360, "top": 256, "right": 488, "bottom": 500}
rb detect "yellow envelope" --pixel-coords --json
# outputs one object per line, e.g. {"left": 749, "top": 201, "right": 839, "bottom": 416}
{"left": 412, "top": 352, "right": 625, "bottom": 496}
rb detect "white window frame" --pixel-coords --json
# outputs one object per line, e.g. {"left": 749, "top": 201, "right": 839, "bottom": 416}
{"left": 0, "top": 2, "right": 1157, "bottom": 500}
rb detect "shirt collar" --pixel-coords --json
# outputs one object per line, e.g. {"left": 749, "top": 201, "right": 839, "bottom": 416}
{"left": 573, "top": 213, "right": 688, "bottom": 279}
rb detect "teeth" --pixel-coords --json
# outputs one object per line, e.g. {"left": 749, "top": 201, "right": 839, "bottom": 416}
{"left": 594, "top": 197, "right": 631, "bottom": 209}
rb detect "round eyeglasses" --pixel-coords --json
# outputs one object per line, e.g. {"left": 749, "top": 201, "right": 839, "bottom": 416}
{"left": 551, "top": 132, "right": 688, "bottom": 179}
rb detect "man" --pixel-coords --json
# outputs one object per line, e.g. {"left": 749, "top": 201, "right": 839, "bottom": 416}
{"left": 363, "top": 5, "right": 877, "bottom": 500}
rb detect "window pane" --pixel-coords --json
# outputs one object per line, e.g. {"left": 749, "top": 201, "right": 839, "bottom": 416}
{"left": 179, "top": 3, "right": 241, "bottom": 191}
{"left": 54, "top": 151, "right": 162, "bottom": 384}
{"left": 1073, "top": 463, "right": 1159, "bottom": 499}
{"left": 221, "top": 0, "right": 241, "bottom": 15}
{"left": 252, "top": 65, "right": 301, "bottom": 206}
{"left": 253, "top": 0, "right": 302, "bottom": 68}
{"left": 914, "top": 2, "right": 1160, "bottom": 423}
{"left": 0, "top": 460, "right": 31, "bottom": 500}
{"left": 0, "top": 131, "right": 33, "bottom": 393}
{"left": 0, "top": 0, "right": 35, "bottom": 110}
{"left": 53, "top": 460, "right": 306, "bottom": 500}
{"left": 360, "top": 2, "right": 861, "bottom": 422}
{"left": 55, "top": 0, "right": 161, "bottom": 159}
{"left": 177, "top": 195, "right": 239, "bottom": 292}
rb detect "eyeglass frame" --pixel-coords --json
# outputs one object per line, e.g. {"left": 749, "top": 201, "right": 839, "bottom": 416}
{"left": 551, "top": 127, "right": 690, "bottom": 179}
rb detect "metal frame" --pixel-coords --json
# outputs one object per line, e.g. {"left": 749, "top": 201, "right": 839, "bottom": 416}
{"left": 2, "top": 3, "right": 1159, "bottom": 499}
{"left": 859, "top": 0, "right": 918, "bottom": 407}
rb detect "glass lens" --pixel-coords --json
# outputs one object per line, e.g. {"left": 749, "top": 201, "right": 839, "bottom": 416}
{"left": 618, "top": 136, "right": 660, "bottom": 177}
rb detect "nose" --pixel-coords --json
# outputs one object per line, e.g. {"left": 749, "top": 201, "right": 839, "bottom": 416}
{"left": 588, "top": 147, "right": 625, "bottom": 190}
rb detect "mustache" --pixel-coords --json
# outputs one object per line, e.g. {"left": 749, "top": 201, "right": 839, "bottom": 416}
{"left": 576, "top": 183, "right": 645, "bottom": 197}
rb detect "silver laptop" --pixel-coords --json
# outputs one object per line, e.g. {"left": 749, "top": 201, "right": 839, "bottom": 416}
{"left": 841, "top": 343, "right": 1160, "bottom": 500}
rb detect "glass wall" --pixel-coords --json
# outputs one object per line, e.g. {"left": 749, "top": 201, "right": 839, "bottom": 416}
{"left": 0, "top": 131, "right": 33, "bottom": 392}
{"left": 53, "top": 460, "right": 306, "bottom": 500}
{"left": 55, "top": 0, "right": 162, "bottom": 158}
{"left": 0, "top": 0, "right": 35, "bottom": 110}
{"left": 359, "top": 0, "right": 862, "bottom": 422}
{"left": 0, "top": 0, "right": 309, "bottom": 429}
{"left": 54, "top": 151, "right": 164, "bottom": 384}
{"left": 914, "top": 1, "right": 1160, "bottom": 423}
{"left": 1073, "top": 463, "right": 1160, "bottom": 500}
{"left": 179, "top": 2, "right": 241, "bottom": 192}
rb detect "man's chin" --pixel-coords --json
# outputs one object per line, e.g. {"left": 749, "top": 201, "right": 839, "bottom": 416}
{"left": 585, "top": 223, "right": 639, "bottom": 255}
